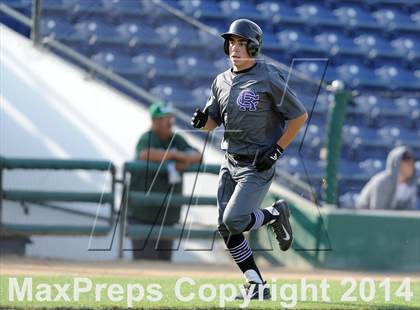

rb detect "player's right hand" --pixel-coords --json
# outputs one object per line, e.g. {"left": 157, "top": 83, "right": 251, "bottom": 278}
{"left": 191, "top": 109, "right": 208, "bottom": 129}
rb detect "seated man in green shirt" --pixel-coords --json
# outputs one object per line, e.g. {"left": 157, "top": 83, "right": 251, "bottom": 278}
{"left": 129, "top": 102, "right": 202, "bottom": 260}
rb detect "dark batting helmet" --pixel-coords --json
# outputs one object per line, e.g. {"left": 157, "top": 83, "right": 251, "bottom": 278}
{"left": 221, "top": 19, "right": 263, "bottom": 57}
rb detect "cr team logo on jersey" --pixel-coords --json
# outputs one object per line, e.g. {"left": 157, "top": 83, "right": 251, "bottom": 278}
{"left": 236, "top": 89, "right": 259, "bottom": 112}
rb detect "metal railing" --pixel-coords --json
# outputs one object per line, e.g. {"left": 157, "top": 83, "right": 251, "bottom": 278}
{"left": 0, "top": 157, "right": 116, "bottom": 236}
{"left": 0, "top": 2, "right": 31, "bottom": 27}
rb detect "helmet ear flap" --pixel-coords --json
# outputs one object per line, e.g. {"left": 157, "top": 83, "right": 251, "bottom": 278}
{"left": 224, "top": 39, "right": 229, "bottom": 55}
{"left": 247, "top": 41, "right": 259, "bottom": 57}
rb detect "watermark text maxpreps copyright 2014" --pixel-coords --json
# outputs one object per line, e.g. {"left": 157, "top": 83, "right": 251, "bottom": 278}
{"left": 7, "top": 276, "right": 414, "bottom": 308}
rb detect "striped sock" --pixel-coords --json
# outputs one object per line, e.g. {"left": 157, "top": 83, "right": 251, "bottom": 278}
{"left": 223, "top": 234, "right": 263, "bottom": 283}
{"left": 229, "top": 238, "right": 253, "bottom": 263}
{"left": 244, "top": 207, "right": 280, "bottom": 231}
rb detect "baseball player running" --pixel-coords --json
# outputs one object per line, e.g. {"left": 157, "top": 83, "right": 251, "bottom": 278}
{"left": 191, "top": 19, "right": 308, "bottom": 300}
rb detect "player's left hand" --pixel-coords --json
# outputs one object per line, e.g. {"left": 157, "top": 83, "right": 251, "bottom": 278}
{"left": 191, "top": 109, "right": 208, "bottom": 129}
{"left": 255, "top": 144, "right": 284, "bottom": 171}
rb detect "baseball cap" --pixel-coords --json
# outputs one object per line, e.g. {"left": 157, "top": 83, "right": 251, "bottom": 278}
{"left": 149, "top": 102, "right": 173, "bottom": 119}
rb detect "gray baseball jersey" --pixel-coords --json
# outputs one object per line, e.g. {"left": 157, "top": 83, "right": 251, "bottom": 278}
{"left": 204, "top": 61, "right": 306, "bottom": 156}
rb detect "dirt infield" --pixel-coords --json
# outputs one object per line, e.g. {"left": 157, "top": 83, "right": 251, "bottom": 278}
{"left": 1, "top": 255, "right": 417, "bottom": 281}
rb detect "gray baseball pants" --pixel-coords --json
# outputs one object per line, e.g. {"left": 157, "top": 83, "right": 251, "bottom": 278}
{"left": 217, "top": 154, "right": 275, "bottom": 237}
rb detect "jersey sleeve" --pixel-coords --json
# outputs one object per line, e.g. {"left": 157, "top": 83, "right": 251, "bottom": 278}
{"left": 203, "top": 78, "right": 222, "bottom": 126}
{"left": 269, "top": 71, "right": 307, "bottom": 120}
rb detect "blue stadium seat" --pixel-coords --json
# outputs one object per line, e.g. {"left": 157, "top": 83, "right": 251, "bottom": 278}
{"left": 197, "top": 19, "right": 228, "bottom": 35}
{"left": 168, "top": 28, "right": 222, "bottom": 59}
{"left": 72, "top": 20, "right": 126, "bottom": 46}
{"left": 353, "top": 33, "right": 403, "bottom": 62}
{"left": 338, "top": 192, "right": 360, "bottom": 209}
{"left": 91, "top": 50, "right": 139, "bottom": 77}
{"left": 372, "top": 8, "right": 420, "bottom": 32}
{"left": 286, "top": 121, "right": 325, "bottom": 160}
{"left": 375, "top": 65, "right": 420, "bottom": 90}
{"left": 132, "top": 53, "right": 181, "bottom": 80}
{"left": 219, "top": 0, "right": 266, "bottom": 23}
{"left": 336, "top": 63, "right": 388, "bottom": 89}
{"left": 352, "top": 94, "right": 392, "bottom": 112}
{"left": 412, "top": 10, "right": 420, "bottom": 26}
{"left": 40, "top": 17, "right": 74, "bottom": 40}
{"left": 345, "top": 94, "right": 367, "bottom": 123}
{"left": 43, "top": 20, "right": 88, "bottom": 51}
{"left": 146, "top": 77, "right": 186, "bottom": 91}
{"left": 378, "top": 126, "right": 420, "bottom": 150}
{"left": 149, "top": 85, "right": 195, "bottom": 108}
{"left": 116, "top": 23, "right": 165, "bottom": 48}
{"left": 1, "top": 0, "right": 30, "bottom": 8}
{"left": 294, "top": 61, "right": 339, "bottom": 83}
{"left": 277, "top": 156, "right": 325, "bottom": 181}
{"left": 295, "top": 3, "right": 344, "bottom": 28}
{"left": 333, "top": 4, "right": 383, "bottom": 31}
{"left": 364, "top": 0, "right": 406, "bottom": 7}
{"left": 311, "top": 92, "right": 333, "bottom": 114}
{"left": 64, "top": 0, "right": 107, "bottom": 16}
{"left": 339, "top": 159, "right": 364, "bottom": 178}
{"left": 155, "top": 24, "right": 202, "bottom": 49}
{"left": 42, "top": 0, "right": 69, "bottom": 14}
{"left": 395, "top": 96, "right": 420, "bottom": 121}
{"left": 338, "top": 177, "right": 369, "bottom": 196}
{"left": 141, "top": 0, "right": 182, "bottom": 23}
{"left": 171, "top": 46, "right": 215, "bottom": 60}
{"left": 277, "top": 29, "right": 327, "bottom": 57}
{"left": 359, "top": 158, "right": 385, "bottom": 176}
{"left": 342, "top": 125, "right": 390, "bottom": 160}
{"left": 391, "top": 36, "right": 420, "bottom": 66}
{"left": 101, "top": 0, "right": 145, "bottom": 17}
{"left": 258, "top": 30, "right": 286, "bottom": 60}
{"left": 179, "top": 0, "right": 226, "bottom": 20}
{"left": 314, "top": 31, "right": 366, "bottom": 59}
{"left": 256, "top": 2, "right": 304, "bottom": 26}
{"left": 176, "top": 56, "right": 218, "bottom": 82}
{"left": 356, "top": 94, "right": 408, "bottom": 128}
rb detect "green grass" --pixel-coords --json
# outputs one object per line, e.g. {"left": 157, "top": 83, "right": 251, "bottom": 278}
{"left": 0, "top": 275, "right": 419, "bottom": 309}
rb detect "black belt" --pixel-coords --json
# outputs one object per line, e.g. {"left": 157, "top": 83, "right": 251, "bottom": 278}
{"left": 227, "top": 153, "right": 256, "bottom": 162}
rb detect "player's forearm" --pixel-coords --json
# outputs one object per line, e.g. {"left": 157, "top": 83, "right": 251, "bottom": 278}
{"left": 181, "top": 151, "right": 202, "bottom": 164}
{"left": 276, "top": 112, "right": 308, "bottom": 150}
{"left": 138, "top": 149, "right": 179, "bottom": 162}
{"left": 139, "top": 149, "right": 202, "bottom": 164}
